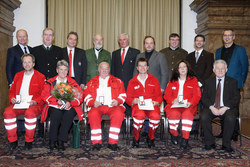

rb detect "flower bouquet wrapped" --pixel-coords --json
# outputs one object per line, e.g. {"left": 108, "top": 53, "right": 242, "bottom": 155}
{"left": 52, "top": 83, "right": 81, "bottom": 109}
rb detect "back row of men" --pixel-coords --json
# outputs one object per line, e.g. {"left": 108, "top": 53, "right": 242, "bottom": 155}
{"left": 6, "top": 28, "right": 248, "bottom": 93}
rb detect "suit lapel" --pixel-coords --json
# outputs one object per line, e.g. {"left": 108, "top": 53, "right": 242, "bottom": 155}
{"left": 148, "top": 50, "right": 157, "bottom": 65}
{"left": 15, "top": 44, "right": 24, "bottom": 56}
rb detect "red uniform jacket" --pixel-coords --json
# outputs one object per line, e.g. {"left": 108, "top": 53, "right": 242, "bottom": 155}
{"left": 9, "top": 70, "right": 45, "bottom": 105}
{"left": 126, "top": 73, "right": 163, "bottom": 107}
{"left": 164, "top": 76, "right": 201, "bottom": 115}
{"left": 84, "top": 75, "right": 126, "bottom": 108}
{"left": 41, "top": 75, "right": 84, "bottom": 122}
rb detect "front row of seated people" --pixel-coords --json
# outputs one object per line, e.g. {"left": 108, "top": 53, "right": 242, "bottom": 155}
{"left": 4, "top": 54, "right": 239, "bottom": 153}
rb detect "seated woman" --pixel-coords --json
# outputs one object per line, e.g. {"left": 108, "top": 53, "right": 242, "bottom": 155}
{"left": 41, "top": 60, "right": 83, "bottom": 151}
{"left": 164, "top": 60, "right": 201, "bottom": 150}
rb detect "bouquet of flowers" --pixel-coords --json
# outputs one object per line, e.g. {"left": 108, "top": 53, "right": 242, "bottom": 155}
{"left": 52, "top": 83, "right": 75, "bottom": 102}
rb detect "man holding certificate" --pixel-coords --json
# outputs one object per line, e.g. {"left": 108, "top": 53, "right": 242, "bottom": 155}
{"left": 127, "top": 57, "right": 163, "bottom": 148}
{"left": 84, "top": 62, "right": 126, "bottom": 151}
{"left": 3, "top": 54, "right": 45, "bottom": 150}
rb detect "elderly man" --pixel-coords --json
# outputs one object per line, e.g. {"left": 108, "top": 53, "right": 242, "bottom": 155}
{"left": 216, "top": 29, "right": 249, "bottom": 140}
{"left": 6, "top": 29, "right": 33, "bottom": 86}
{"left": 84, "top": 62, "right": 126, "bottom": 151}
{"left": 3, "top": 54, "right": 45, "bottom": 150}
{"left": 85, "top": 34, "right": 111, "bottom": 83}
{"left": 201, "top": 60, "right": 240, "bottom": 153}
{"left": 127, "top": 57, "right": 163, "bottom": 148}
{"left": 62, "top": 31, "right": 87, "bottom": 90}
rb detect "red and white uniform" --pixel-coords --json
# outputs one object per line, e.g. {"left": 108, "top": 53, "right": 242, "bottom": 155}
{"left": 4, "top": 70, "right": 45, "bottom": 143}
{"left": 84, "top": 75, "right": 126, "bottom": 145}
{"left": 164, "top": 76, "right": 201, "bottom": 139}
{"left": 126, "top": 73, "right": 163, "bottom": 140}
{"left": 41, "top": 75, "right": 84, "bottom": 122}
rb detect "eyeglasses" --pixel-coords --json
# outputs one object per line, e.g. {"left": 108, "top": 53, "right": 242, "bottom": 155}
{"left": 223, "top": 34, "right": 234, "bottom": 37}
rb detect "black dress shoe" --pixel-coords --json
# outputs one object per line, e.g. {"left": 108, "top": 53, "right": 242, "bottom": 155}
{"left": 180, "top": 138, "right": 189, "bottom": 150}
{"left": 221, "top": 145, "right": 234, "bottom": 153}
{"left": 108, "top": 144, "right": 120, "bottom": 151}
{"left": 92, "top": 143, "right": 102, "bottom": 151}
{"left": 58, "top": 140, "right": 65, "bottom": 151}
{"left": 49, "top": 141, "right": 57, "bottom": 151}
{"left": 25, "top": 142, "right": 32, "bottom": 150}
{"left": 132, "top": 138, "right": 139, "bottom": 148}
{"left": 146, "top": 137, "right": 155, "bottom": 148}
{"left": 204, "top": 144, "right": 216, "bottom": 151}
{"left": 9, "top": 141, "right": 18, "bottom": 151}
{"left": 170, "top": 134, "right": 178, "bottom": 145}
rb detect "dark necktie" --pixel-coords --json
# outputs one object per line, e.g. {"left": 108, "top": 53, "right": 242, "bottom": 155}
{"left": 24, "top": 47, "right": 27, "bottom": 54}
{"left": 214, "top": 79, "right": 221, "bottom": 109}
{"left": 47, "top": 47, "right": 50, "bottom": 51}
{"left": 121, "top": 49, "right": 125, "bottom": 64}
{"left": 69, "top": 50, "right": 72, "bottom": 77}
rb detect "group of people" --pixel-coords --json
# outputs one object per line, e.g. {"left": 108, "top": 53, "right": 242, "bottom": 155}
{"left": 4, "top": 28, "right": 248, "bottom": 154}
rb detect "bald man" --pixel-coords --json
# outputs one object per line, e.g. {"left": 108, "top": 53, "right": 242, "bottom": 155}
{"left": 84, "top": 62, "right": 126, "bottom": 151}
{"left": 85, "top": 34, "right": 111, "bottom": 83}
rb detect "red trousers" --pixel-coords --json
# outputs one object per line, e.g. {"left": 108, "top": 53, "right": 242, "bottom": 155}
{"left": 3, "top": 104, "right": 42, "bottom": 142}
{"left": 88, "top": 105, "right": 125, "bottom": 145}
{"left": 132, "top": 105, "right": 161, "bottom": 140}
{"left": 166, "top": 107, "right": 194, "bottom": 139}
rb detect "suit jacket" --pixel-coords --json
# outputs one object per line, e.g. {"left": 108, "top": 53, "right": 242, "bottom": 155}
{"left": 186, "top": 49, "right": 214, "bottom": 84}
{"left": 62, "top": 47, "right": 87, "bottom": 85}
{"left": 201, "top": 76, "right": 240, "bottom": 110}
{"left": 6, "top": 44, "right": 33, "bottom": 85}
{"left": 33, "top": 45, "right": 63, "bottom": 79}
{"left": 216, "top": 44, "right": 249, "bottom": 88}
{"left": 111, "top": 47, "right": 140, "bottom": 89}
{"left": 133, "top": 50, "right": 168, "bottom": 90}
{"left": 85, "top": 48, "right": 111, "bottom": 83}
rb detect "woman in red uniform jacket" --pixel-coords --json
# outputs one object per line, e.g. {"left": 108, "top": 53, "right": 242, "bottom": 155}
{"left": 164, "top": 60, "right": 201, "bottom": 150}
{"left": 41, "top": 60, "right": 83, "bottom": 151}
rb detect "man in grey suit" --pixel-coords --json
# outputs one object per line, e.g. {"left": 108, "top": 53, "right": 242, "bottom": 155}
{"left": 133, "top": 36, "right": 168, "bottom": 92}
{"left": 133, "top": 36, "right": 168, "bottom": 135}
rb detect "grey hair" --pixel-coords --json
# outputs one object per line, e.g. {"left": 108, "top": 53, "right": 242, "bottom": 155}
{"left": 43, "top": 27, "right": 54, "bottom": 36}
{"left": 57, "top": 60, "right": 69, "bottom": 69}
{"left": 213, "top": 59, "right": 228, "bottom": 69}
{"left": 118, "top": 33, "right": 129, "bottom": 41}
{"left": 92, "top": 34, "right": 103, "bottom": 41}
{"left": 98, "top": 61, "right": 110, "bottom": 71}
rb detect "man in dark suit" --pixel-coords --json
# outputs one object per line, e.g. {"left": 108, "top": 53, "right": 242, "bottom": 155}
{"left": 216, "top": 29, "right": 249, "bottom": 140}
{"left": 6, "top": 29, "right": 33, "bottom": 86}
{"left": 133, "top": 36, "right": 168, "bottom": 92}
{"left": 111, "top": 33, "right": 140, "bottom": 90}
{"left": 186, "top": 34, "right": 214, "bottom": 86}
{"left": 201, "top": 60, "right": 240, "bottom": 153}
{"left": 33, "top": 27, "right": 64, "bottom": 80}
{"left": 62, "top": 32, "right": 87, "bottom": 89}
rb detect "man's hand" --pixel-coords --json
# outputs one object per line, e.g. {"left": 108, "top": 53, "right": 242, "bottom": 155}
{"left": 11, "top": 98, "right": 16, "bottom": 104}
{"left": 185, "top": 102, "right": 192, "bottom": 108}
{"left": 152, "top": 101, "right": 159, "bottom": 106}
{"left": 172, "top": 98, "right": 179, "bottom": 105}
{"left": 210, "top": 106, "right": 220, "bottom": 116}
{"left": 161, "top": 89, "right": 164, "bottom": 93}
{"left": 29, "top": 100, "right": 37, "bottom": 106}
{"left": 111, "top": 99, "right": 118, "bottom": 107}
{"left": 93, "top": 101, "right": 102, "bottom": 108}
{"left": 58, "top": 100, "right": 63, "bottom": 105}
{"left": 80, "top": 84, "right": 85, "bottom": 90}
{"left": 132, "top": 98, "right": 139, "bottom": 105}
{"left": 218, "top": 106, "right": 228, "bottom": 115}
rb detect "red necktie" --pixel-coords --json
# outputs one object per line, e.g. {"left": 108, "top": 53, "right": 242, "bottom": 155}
{"left": 214, "top": 79, "right": 221, "bottom": 109}
{"left": 69, "top": 50, "right": 72, "bottom": 77}
{"left": 121, "top": 49, "right": 125, "bottom": 64}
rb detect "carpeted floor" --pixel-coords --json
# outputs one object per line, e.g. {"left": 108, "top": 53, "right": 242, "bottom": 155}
{"left": 0, "top": 118, "right": 249, "bottom": 166}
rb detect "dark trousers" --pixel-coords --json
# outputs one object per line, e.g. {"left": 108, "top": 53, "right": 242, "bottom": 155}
{"left": 200, "top": 108, "right": 237, "bottom": 148}
{"left": 48, "top": 107, "right": 76, "bottom": 142}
